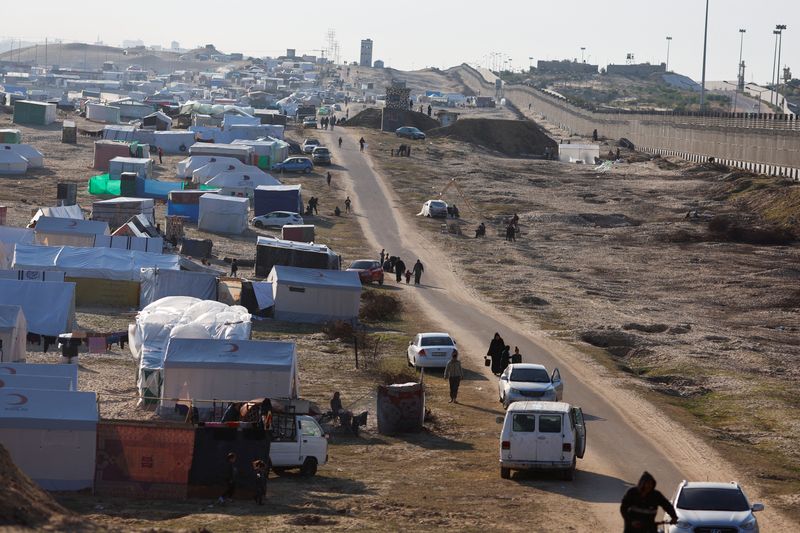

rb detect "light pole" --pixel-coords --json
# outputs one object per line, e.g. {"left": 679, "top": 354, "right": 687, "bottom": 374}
{"left": 700, "top": 0, "right": 710, "bottom": 112}
{"left": 775, "top": 24, "right": 787, "bottom": 111}
{"left": 580, "top": 47, "right": 586, "bottom": 63}
{"left": 665, "top": 36, "right": 672, "bottom": 71}
{"left": 529, "top": 56, "right": 533, "bottom": 72}
{"left": 733, "top": 29, "right": 745, "bottom": 112}
{"left": 771, "top": 30, "right": 780, "bottom": 106}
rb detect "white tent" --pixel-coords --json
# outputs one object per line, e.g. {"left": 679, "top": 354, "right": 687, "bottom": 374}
{"left": 161, "top": 338, "right": 298, "bottom": 410}
{"left": 0, "top": 362, "right": 78, "bottom": 389}
{"left": 13, "top": 243, "right": 180, "bottom": 281}
{"left": 139, "top": 268, "right": 218, "bottom": 308}
{"left": 30, "top": 204, "right": 83, "bottom": 225}
{"left": 176, "top": 155, "right": 243, "bottom": 179}
{"left": 0, "top": 144, "right": 43, "bottom": 168}
{"left": 558, "top": 143, "right": 600, "bottom": 165}
{"left": 34, "top": 216, "right": 110, "bottom": 247}
{"left": 188, "top": 143, "right": 253, "bottom": 163}
{"left": 0, "top": 305, "right": 26, "bottom": 362}
{"left": 0, "top": 269, "right": 66, "bottom": 282}
{"left": 86, "top": 103, "right": 121, "bottom": 123}
{"left": 148, "top": 131, "right": 195, "bottom": 154}
{"left": 0, "top": 150, "right": 28, "bottom": 175}
{"left": 108, "top": 156, "right": 153, "bottom": 179}
{"left": 0, "top": 279, "right": 75, "bottom": 336}
{"left": 190, "top": 159, "right": 251, "bottom": 184}
{"left": 198, "top": 194, "right": 249, "bottom": 234}
{"left": 0, "top": 388, "right": 98, "bottom": 491}
{"left": 0, "top": 374, "right": 73, "bottom": 390}
{"left": 267, "top": 265, "right": 362, "bottom": 324}
{"left": 0, "top": 226, "right": 34, "bottom": 269}
{"left": 204, "top": 169, "right": 280, "bottom": 197}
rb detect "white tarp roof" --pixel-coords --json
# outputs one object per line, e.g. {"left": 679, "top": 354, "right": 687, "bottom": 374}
{"left": 30, "top": 204, "right": 83, "bottom": 225}
{"left": 198, "top": 193, "right": 249, "bottom": 235}
{"left": 0, "top": 374, "right": 73, "bottom": 391}
{"left": 0, "top": 362, "right": 78, "bottom": 389}
{"left": 177, "top": 155, "right": 244, "bottom": 178}
{"left": 0, "top": 304, "right": 26, "bottom": 362}
{"left": 1, "top": 144, "right": 43, "bottom": 168}
{"left": 34, "top": 216, "right": 109, "bottom": 236}
{"left": 0, "top": 279, "right": 75, "bottom": 336}
{"left": 256, "top": 235, "right": 332, "bottom": 254}
{"left": 205, "top": 169, "right": 280, "bottom": 189}
{"left": 0, "top": 388, "right": 97, "bottom": 429}
{"left": 0, "top": 150, "right": 28, "bottom": 174}
{"left": 0, "top": 226, "right": 34, "bottom": 269}
{"left": 12, "top": 243, "right": 180, "bottom": 281}
{"left": 164, "top": 338, "right": 295, "bottom": 370}
{"left": 269, "top": 264, "right": 362, "bottom": 290}
{"left": 191, "top": 160, "right": 251, "bottom": 183}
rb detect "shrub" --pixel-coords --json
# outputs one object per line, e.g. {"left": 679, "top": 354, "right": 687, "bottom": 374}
{"left": 360, "top": 290, "right": 403, "bottom": 322}
{"left": 322, "top": 320, "right": 355, "bottom": 340}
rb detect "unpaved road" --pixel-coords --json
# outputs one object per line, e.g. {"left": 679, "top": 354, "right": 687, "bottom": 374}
{"left": 322, "top": 128, "right": 793, "bottom": 530}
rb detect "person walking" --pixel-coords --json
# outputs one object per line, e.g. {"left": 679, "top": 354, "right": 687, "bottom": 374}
{"left": 338, "top": 137, "right": 343, "bottom": 149}
{"left": 444, "top": 352, "right": 464, "bottom": 403}
{"left": 487, "top": 332, "right": 505, "bottom": 375}
{"left": 379, "top": 249, "right": 386, "bottom": 264}
{"left": 217, "top": 452, "right": 238, "bottom": 505}
{"left": 412, "top": 259, "right": 424, "bottom": 285}
{"left": 252, "top": 460, "right": 268, "bottom": 505}
{"left": 500, "top": 345, "right": 511, "bottom": 373}
{"left": 326, "top": 171, "right": 332, "bottom": 187}
{"left": 620, "top": 472, "right": 678, "bottom": 532}
{"left": 311, "top": 196, "right": 319, "bottom": 215}
{"left": 359, "top": 137, "right": 365, "bottom": 152}
{"left": 157, "top": 147, "right": 163, "bottom": 164}
{"left": 230, "top": 258, "right": 239, "bottom": 277}
{"left": 394, "top": 257, "right": 406, "bottom": 283}
{"left": 427, "top": 104, "right": 432, "bottom": 117}
{"left": 344, "top": 196, "right": 351, "bottom": 213}
{"left": 511, "top": 346, "right": 522, "bottom": 364}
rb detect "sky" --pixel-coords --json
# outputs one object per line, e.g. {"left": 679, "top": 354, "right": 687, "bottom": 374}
{"left": 3, "top": 0, "right": 797, "bottom": 84}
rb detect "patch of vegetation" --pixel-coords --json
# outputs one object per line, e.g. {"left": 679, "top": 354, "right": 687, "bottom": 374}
{"left": 360, "top": 288, "right": 404, "bottom": 322}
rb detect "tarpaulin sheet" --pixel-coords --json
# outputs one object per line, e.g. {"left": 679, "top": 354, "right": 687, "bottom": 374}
{"left": 167, "top": 202, "right": 199, "bottom": 223}
{"left": 95, "top": 421, "right": 195, "bottom": 499}
{"left": 89, "top": 174, "right": 122, "bottom": 196}
{"left": 188, "top": 427, "right": 267, "bottom": 494}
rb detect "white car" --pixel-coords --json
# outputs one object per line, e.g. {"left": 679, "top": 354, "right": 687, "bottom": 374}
{"left": 302, "top": 138, "right": 321, "bottom": 154}
{"left": 421, "top": 199, "right": 448, "bottom": 218}
{"left": 407, "top": 332, "right": 457, "bottom": 368}
{"left": 498, "top": 363, "right": 563, "bottom": 408}
{"left": 252, "top": 211, "right": 303, "bottom": 228}
{"left": 668, "top": 481, "right": 764, "bottom": 533}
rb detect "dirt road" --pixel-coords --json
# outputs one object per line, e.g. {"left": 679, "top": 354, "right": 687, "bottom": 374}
{"left": 322, "top": 128, "right": 792, "bottom": 530}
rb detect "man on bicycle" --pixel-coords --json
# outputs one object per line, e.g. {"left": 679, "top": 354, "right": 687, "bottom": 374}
{"left": 621, "top": 471, "right": 678, "bottom": 532}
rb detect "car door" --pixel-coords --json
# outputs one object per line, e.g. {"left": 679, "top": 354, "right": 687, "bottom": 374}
{"left": 269, "top": 415, "right": 301, "bottom": 467}
{"left": 537, "top": 414, "right": 564, "bottom": 462}
{"left": 551, "top": 368, "right": 563, "bottom": 401}
{"left": 298, "top": 416, "right": 327, "bottom": 465}
{"left": 508, "top": 412, "right": 538, "bottom": 462}
{"left": 572, "top": 407, "right": 586, "bottom": 459}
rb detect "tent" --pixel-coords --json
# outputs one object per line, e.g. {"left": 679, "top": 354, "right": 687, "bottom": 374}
{"left": 0, "top": 129, "right": 22, "bottom": 144}
{"left": 94, "top": 234, "right": 163, "bottom": 253}
{"left": 102, "top": 125, "right": 137, "bottom": 141}
{"left": 142, "top": 111, "right": 172, "bottom": 130}
{"left": 94, "top": 140, "right": 148, "bottom": 171}
{"left": 108, "top": 157, "right": 153, "bottom": 179}
{"left": 161, "top": 338, "right": 298, "bottom": 410}
{"left": 0, "top": 388, "right": 98, "bottom": 490}
{"left": 0, "top": 226, "right": 34, "bottom": 269}
{"left": 191, "top": 159, "right": 251, "bottom": 184}
{"left": 254, "top": 236, "right": 340, "bottom": 277}
{"left": 267, "top": 265, "right": 361, "bottom": 324}
{"left": 148, "top": 131, "right": 195, "bottom": 154}
{"left": 198, "top": 194, "right": 249, "bottom": 234}
{"left": 33, "top": 216, "right": 110, "bottom": 247}
{"left": 204, "top": 170, "right": 280, "bottom": 198}
{"left": 558, "top": 143, "right": 600, "bottom": 165}
{"left": 139, "top": 268, "right": 218, "bottom": 308}
{"left": 0, "top": 373, "right": 72, "bottom": 390}
{"left": 176, "top": 155, "right": 242, "bottom": 179}
{"left": 86, "top": 103, "right": 121, "bottom": 123}
{"left": 253, "top": 185, "right": 303, "bottom": 216}
{"left": 0, "top": 305, "right": 26, "bottom": 362}
{"left": 188, "top": 143, "right": 253, "bottom": 163}
{"left": 0, "top": 150, "right": 28, "bottom": 175}
{"left": 0, "top": 144, "right": 43, "bottom": 168}
{"left": 30, "top": 204, "right": 83, "bottom": 225}
{"left": 0, "top": 269, "right": 66, "bottom": 282}
{"left": 0, "top": 279, "right": 75, "bottom": 336}
{"left": 92, "top": 197, "right": 155, "bottom": 228}
{"left": 0, "top": 362, "right": 78, "bottom": 389}
{"left": 167, "top": 190, "right": 207, "bottom": 222}
{"left": 12, "top": 101, "right": 56, "bottom": 125}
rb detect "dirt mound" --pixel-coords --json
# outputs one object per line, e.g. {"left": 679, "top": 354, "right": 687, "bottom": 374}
{"left": 427, "top": 119, "right": 557, "bottom": 157}
{"left": 344, "top": 108, "right": 440, "bottom": 131}
{"left": 685, "top": 161, "right": 730, "bottom": 174}
{"left": 0, "top": 443, "right": 71, "bottom": 528}
{"left": 708, "top": 215, "right": 795, "bottom": 245}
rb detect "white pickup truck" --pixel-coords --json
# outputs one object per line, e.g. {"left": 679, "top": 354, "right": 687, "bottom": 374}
{"left": 270, "top": 414, "right": 328, "bottom": 477}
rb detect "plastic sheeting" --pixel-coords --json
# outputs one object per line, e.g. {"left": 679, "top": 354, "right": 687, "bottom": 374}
{"left": 253, "top": 185, "right": 303, "bottom": 216}
{"left": 0, "top": 304, "right": 27, "bottom": 362}
{"left": 13, "top": 243, "right": 180, "bottom": 281}
{"left": 0, "top": 226, "right": 34, "bottom": 269}
{"left": 139, "top": 268, "right": 218, "bottom": 308}
{"left": 267, "top": 265, "right": 361, "bottom": 324}
{"left": 177, "top": 155, "right": 243, "bottom": 179}
{"left": 0, "top": 279, "right": 75, "bottom": 336}
{"left": 197, "top": 194, "right": 248, "bottom": 235}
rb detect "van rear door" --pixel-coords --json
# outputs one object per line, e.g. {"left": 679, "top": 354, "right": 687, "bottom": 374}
{"left": 572, "top": 407, "right": 586, "bottom": 459}
{"left": 508, "top": 412, "right": 538, "bottom": 461}
{"left": 537, "top": 414, "right": 564, "bottom": 461}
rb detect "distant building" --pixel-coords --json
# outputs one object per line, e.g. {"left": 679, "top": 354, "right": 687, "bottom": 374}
{"left": 606, "top": 62, "right": 666, "bottom": 77}
{"left": 360, "top": 39, "right": 373, "bottom": 68}
{"left": 373, "top": 59, "right": 385, "bottom": 69}
{"left": 537, "top": 60, "right": 598, "bottom": 75}
{"left": 229, "top": 53, "right": 243, "bottom": 61}
{"left": 171, "top": 41, "right": 180, "bottom": 51}
{"left": 122, "top": 39, "right": 144, "bottom": 49}
{"left": 286, "top": 48, "right": 296, "bottom": 59}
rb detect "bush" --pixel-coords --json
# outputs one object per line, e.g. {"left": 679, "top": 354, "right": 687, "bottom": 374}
{"left": 323, "top": 320, "right": 355, "bottom": 340}
{"left": 360, "top": 290, "right": 403, "bottom": 322}
{"left": 708, "top": 216, "right": 795, "bottom": 245}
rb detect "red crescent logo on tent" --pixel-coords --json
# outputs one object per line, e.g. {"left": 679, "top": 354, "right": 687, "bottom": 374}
{"left": 223, "top": 343, "right": 239, "bottom": 353}
{"left": 0, "top": 367, "right": 16, "bottom": 375}
{"left": 67, "top": 221, "right": 78, "bottom": 227}
{"left": 6, "top": 393, "right": 28, "bottom": 406}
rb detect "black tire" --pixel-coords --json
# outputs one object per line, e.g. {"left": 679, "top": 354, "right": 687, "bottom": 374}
{"left": 378, "top": 278, "right": 384, "bottom": 286}
{"left": 304, "top": 167, "right": 312, "bottom": 174}
{"left": 500, "top": 467, "right": 511, "bottom": 480}
{"left": 300, "top": 457, "right": 318, "bottom": 477}
{"left": 562, "top": 460, "right": 576, "bottom": 481}
{"left": 254, "top": 220, "right": 263, "bottom": 228}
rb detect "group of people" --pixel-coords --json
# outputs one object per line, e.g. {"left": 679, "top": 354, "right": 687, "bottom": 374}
{"left": 305, "top": 196, "right": 320, "bottom": 216}
{"left": 486, "top": 332, "right": 522, "bottom": 375}
{"left": 505, "top": 213, "right": 520, "bottom": 242}
{"left": 380, "top": 250, "right": 425, "bottom": 285}
{"left": 319, "top": 116, "right": 337, "bottom": 130}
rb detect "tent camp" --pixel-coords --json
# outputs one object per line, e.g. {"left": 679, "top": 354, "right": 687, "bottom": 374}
{"left": 254, "top": 236, "right": 340, "bottom": 277}
{"left": 204, "top": 170, "right": 280, "bottom": 198}
{"left": 0, "top": 226, "right": 34, "bottom": 269}
{"left": 253, "top": 185, "right": 303, "bottom": 216}
{"left": 108, "top": 157, "right": 153, "bottom": 179}
{"left": 176, "top": 155, "right": 243, "bottom": 179}
{"left": 160, "top": 338, "right": 298, "bottom": 410}
{"left": 147, "top": 131, "right": 196, "bottom": 154}
{"left": 33, "top": 216, "right": 110, "bottom": 247}
{"left": 0, "top": 388, "right": 98, "bottom": 490}
{"left": 198, "top": 194, "right": 249, "bottom": 234}
{"left": 1, "top": 144, "right": 43, "bottom": 168}
{"left": 92, "top": 197, "right": 155, "bottom": 228}
{"left": 0, "top": 362, "right": 78, "bottom": 389}
{"left": 0, "top": 149, "right": 28, "bottom": 175}
{"left": 0, "top": 279, "right": 75, "bottom": 336}
{"left": 139, "top": 268, "right": 218, "bottom": 308}
{"left": 189, "top": 143, "right": 253, "bottom": 163}
{"left": 0, "top": 304, "right": 26, "bottom": 362}
{"left": 267, "top": 265, "right": 361, "bottom": 324}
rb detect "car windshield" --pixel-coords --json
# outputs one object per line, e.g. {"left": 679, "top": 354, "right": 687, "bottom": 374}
{"left": 420, "top": 336, "right": 453, "bottom": 346}
{"left": 314, "top": 148, "right": 329, "bottom": 154}
{"left": 510, "top": 368, "right": 550, "bottom": 383}
{"left": 677, "top": 488, "right": 750, "bottom": 511}
{"left": 430, "top": 201, "right": 446, "bottom": 208}
{"left": 350, "top": 260, "right": 376, "bottom": 269}
{"left": 305, "top": 140, "right": 319, "bottom": 145}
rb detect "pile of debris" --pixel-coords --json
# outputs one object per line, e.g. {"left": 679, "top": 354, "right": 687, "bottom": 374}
{"left": 428, "top": 119, "right": 557, "bottom": 157}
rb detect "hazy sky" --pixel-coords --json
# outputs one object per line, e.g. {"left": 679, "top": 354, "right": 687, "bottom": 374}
{"left": 3, "top": 0, "right": 797, "bottom": 83}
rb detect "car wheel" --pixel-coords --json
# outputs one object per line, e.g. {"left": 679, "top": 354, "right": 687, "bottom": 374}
{"left": 304, "top": 167, "right": 312, "bottom": 174}
{"left": 300, "top": 457, "right": 318, "bottom": 477}
{"left": 378, "top": 278, "right": 383, "bottom": 286}
{"left": 254, "top": 220, "right": 263, "bottom": 228}
{"left": 562, "top": 459, "right": 576, "bottom": 481}
{"left": 500, "top": 467, "right": 511, "bottom": 480}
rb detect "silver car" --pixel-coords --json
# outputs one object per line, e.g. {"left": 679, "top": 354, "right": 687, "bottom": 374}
{"left": 668, "top": 481, "right": 764, "bottom": 533}
{"left": 498, "top": 363, "right": 563, "bottom": 408}
{"left": 421, "top": 199, "right": 448, "bottom": 218}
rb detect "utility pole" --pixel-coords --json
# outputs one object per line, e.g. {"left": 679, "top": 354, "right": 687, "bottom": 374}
{"left": 771, "top": 29, "right": 779, "bottom": 106}
{"left": 734, "top": 29, "right": 745, "bottom": 112}
{"left": 775, "top": 24, "right": 787, "bottom": 111}
{"left": 699, "top": 0, "right": 710, "bottom": 112}
{"left": 665, "top": 36, "right": 672, "bottom": 71}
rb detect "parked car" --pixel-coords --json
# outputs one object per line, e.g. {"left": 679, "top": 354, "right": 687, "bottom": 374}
{"left": 667, "top": 481, "right": 764, "bottom": 533}
{"left": 251, "top": 211, "right": 303, "bottom": 228}
{"left": 302, "top": 117, "right": 318, "bottom": 129}
{"left": 396, "top": 126, "right": 426, "bottom": 140}
{"left": 421, "top": 199, "right": 448, "bottom": 218}
{"left": 498, "top": 363, "right": 563, "bottom": 408}
{"left": 346, "top": 259, "right": 384, "bottom": 285}
{"left": 273, "top": 156, "right": 313, "bottom": 174}
{"left": 497, "top": 401, "right": 586, "bottom": 480}
{"left": 312, "top": 146, "right": 332, "bottom": 165}
{"left": 270, "top": 414, "right": 328, "bottom": 477}
{"left": 407, "top": 332, "right": 457, "bottom": 368}
{"left": 302, "top": 138, "right": 321, "bottom": 154}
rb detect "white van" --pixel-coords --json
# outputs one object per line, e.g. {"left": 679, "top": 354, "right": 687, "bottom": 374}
{"left": 270, "top": 414, "right": 329, "bottom": 476}
{"left": 497, "top": 401, "right": 586, "bottom": 480}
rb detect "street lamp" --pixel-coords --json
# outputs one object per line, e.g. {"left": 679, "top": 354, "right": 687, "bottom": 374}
{"left": 700, "top": 0, "right": 710, "bottom": 111}
{"left": 665, "top": 36, "right": 672, "bottom": 71}
{"left": 529, "top": 56, "right": 533, "bottom": 71}
{"left": 775, "top": 24, "right": 787, "bottom": 110}
{"left": 580, "top": 47, "right": 586, "bottom": 63}
{"left": 733, "top": 29, "right": 746, "bottom": 112}
{"left": 771, "top": 30, "right": 780, "bottom": 106}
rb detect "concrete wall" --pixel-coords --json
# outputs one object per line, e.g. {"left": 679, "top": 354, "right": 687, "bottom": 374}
{"left": 458, "top": 65, "right": 800, "bottom": 179}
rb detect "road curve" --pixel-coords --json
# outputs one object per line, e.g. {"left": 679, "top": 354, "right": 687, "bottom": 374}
{"left": 320, "top": 128, "right": 789, "bottom": 529}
